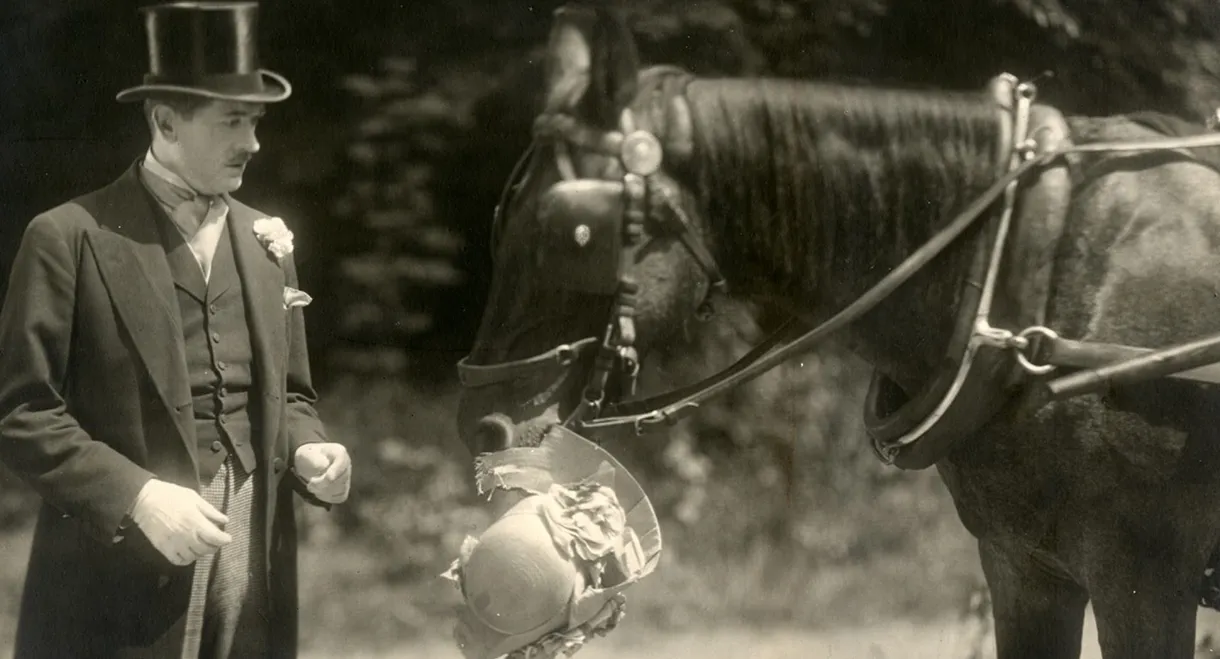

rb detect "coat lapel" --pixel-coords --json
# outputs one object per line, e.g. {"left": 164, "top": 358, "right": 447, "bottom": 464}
{"left": 226, "top": 199, "right": 286, "bottom": 449}
{"left": 83, "top": 163, "right": 196, "bottom": 464}
{"left": 164, "top": 233, "right": 209, "bottom": 304}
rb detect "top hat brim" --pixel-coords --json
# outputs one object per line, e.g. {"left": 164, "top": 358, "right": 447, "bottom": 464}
{"left": 115, "top": 69, "right": 292, "bottom": 104}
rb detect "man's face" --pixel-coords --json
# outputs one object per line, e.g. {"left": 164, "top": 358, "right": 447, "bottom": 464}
{"left": 163, "top": 99, "right": 265, "bottom": 195}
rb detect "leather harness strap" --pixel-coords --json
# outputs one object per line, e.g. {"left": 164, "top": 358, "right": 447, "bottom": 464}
{"left": 457, "top": 338, "right": 599, "bottom": 389}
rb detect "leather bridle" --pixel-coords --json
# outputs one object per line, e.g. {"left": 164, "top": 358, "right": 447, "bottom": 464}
{"left": 458, "top": 105, "right": 726, "bottom": 427}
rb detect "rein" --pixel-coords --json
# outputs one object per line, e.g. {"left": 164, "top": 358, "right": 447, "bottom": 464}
{"left": 462, "top": 73, "right": 1220, "bottom": 448}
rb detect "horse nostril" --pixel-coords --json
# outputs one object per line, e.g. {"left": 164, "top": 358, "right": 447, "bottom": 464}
{"left": 474, "top": 413, "right": 516, "bottom": 453}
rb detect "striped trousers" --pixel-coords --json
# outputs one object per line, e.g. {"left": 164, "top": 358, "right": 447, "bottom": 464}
{"left": 180, "top": 456, "right": 270, "bottom": 659}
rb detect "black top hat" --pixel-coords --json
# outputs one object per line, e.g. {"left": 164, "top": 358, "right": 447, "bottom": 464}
{"left": 116, "top": 2, "right": 291, "bottom": 103}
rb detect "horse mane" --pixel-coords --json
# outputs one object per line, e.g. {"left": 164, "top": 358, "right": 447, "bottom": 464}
{"left": 648, "top": 69, "right": 1006, "bottom": 305}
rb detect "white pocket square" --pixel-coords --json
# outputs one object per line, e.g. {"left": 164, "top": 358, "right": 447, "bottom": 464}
{"left": 283, "top": 286, "right": 313, "bottom": 310}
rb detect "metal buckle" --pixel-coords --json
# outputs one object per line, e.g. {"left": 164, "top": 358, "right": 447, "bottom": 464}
{"left": 1013, "top": 326, "right": 1059, "bottom": 375}
{"left": 632, "top": 402, "right": 699, "bottom": 435}
{"left": 973, "top": 321, "right": 1059, "bottom": 375}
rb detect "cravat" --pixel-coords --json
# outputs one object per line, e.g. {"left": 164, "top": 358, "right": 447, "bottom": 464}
{"left": 141, "top": 169, "right": 229, "bottom": 282}
{"left": 173, "top": 195, "right": 229, "bottom": 283}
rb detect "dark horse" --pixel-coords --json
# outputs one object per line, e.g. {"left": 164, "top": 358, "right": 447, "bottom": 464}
{"left": 456, "top": 6, "right": 1220, "bottom": 658}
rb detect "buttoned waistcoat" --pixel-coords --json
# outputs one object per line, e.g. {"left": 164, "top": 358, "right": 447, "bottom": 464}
{"left": 159, "top": 214, "right": 259, "bottom": 483}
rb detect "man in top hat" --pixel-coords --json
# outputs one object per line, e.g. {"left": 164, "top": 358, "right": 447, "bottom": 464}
{"left": 0, "top": 3, "right": 351, "bottom": 658}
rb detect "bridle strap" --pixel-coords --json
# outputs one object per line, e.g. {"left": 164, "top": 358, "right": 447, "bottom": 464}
{"left": 490, "top": 141, "right": 538, "bottom": 257}
{"left": 534, "top": 113, "right": 626, "bottom": 154}
{"left": 652, "top": 178, "right": 727, "bottom": 294}
{"left": 458, "top": 337, "right": 600, "bottom": 388}
{"left": 594, "top": 317, "right": 810, "bottom": 419}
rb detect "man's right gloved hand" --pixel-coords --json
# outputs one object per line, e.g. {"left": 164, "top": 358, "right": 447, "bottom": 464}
{"left": 129, "top": 479, "right": 232, "bottom": 566}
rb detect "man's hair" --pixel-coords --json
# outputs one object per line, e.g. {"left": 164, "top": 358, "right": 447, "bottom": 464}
{"left": 143, "top": 93, "right": 212, "bottom": 136}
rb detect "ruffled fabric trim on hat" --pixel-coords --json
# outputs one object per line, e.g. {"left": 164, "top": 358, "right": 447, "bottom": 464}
{"left": 471, "top": 427, "right": 662, "bottom": 570}
{"left": 440, "top": 465, "right": 647, "bottom": 595}
{"left": 507, "top": 594, "right": 625, "bottom": 659}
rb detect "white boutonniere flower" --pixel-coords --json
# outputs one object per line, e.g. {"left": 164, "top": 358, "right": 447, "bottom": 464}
{"left": 283, "top": 286, "right": 313, "bottom": 310}
{"left": 252, "top": 217, "right": 295, "bottom": 260}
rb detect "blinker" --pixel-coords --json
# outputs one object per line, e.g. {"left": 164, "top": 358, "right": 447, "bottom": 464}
{"left": 536, "top": 179, "right": 625, "bottom": 294}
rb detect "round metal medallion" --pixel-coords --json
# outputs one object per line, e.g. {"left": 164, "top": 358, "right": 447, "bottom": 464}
{"left": 621, "top": 130, "right": 663, "bottom": 176}
{"left": 573, "top": 224, "right": 592, "bottom": 247}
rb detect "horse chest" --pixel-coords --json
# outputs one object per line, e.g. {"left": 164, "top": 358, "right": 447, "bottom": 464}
{"left": 939, "top": 389, "right": 1220, "bottom": 560}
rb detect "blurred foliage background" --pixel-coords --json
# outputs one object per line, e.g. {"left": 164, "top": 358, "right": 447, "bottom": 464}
{"left": 2, "top": 0, "right": 1220, "bottom": 653}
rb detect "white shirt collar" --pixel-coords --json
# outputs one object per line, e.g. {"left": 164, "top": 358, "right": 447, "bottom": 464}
{"left": 142, "top": 149, "right": 196, "bottom": 194}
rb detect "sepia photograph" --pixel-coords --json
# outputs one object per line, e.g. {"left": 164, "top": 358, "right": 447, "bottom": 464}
{"left": 4, "top": 1, "right": 1220, "bottom": 657}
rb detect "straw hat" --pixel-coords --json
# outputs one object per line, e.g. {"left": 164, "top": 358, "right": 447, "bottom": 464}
{"left": 442, "top": 425, "right": 663, "bottom": 659}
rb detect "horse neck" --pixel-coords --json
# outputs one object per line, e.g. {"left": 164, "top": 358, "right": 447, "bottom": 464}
{"left": 681, "top": 78, "right": 1004, "bottom": 394}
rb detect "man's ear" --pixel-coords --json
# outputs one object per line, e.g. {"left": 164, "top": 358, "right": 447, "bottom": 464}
{"left": 149, "top": 103, "right": 177, "bottom": 141}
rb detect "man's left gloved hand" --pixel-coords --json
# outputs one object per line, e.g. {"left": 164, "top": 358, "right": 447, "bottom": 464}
{"left": 292, "top": 443, "right": 352, "bottom": 504}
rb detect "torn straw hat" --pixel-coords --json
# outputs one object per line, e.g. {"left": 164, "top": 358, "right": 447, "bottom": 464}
{"left": 442, "top": 425, "right": 663, "bottom": 659}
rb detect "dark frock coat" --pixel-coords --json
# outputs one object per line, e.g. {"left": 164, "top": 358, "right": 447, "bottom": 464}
{"left": 0, "top": 162, "right": 329, "bottom": 658}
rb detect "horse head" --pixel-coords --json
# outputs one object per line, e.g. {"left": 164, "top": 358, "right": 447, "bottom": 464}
{"left": 457, "top": 4, "right": 717, "bottom": 454}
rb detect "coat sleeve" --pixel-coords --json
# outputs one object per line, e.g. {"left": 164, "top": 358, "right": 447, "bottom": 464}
{"left": 0, "top": 214, "right": 155, "bottom": 544}
{"left": 280, "top": 250, "right": 332, "bottom": 509}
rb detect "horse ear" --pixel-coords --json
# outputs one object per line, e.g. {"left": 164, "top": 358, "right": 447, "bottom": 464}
{"left": 543, "top": 3, "right": 640, "bottom": 129}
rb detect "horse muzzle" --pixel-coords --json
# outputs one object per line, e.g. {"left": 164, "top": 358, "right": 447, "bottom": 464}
{"left": 471, "top": 413, "right": 516, "bottom": 453}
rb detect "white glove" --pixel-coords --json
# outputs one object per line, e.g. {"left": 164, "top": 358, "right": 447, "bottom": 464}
{"left": 130, "top": 479, "right": 232, "bottom": 566}
{"left": 293, "top": 442, "right": 352, "bottom": 504}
